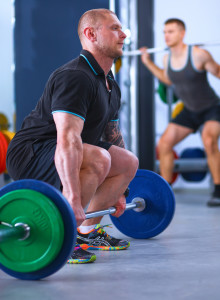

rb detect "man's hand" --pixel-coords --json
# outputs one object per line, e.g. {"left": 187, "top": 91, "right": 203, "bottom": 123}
{"left": 139, "top": 47, "right": 151, "bottom": 66}
{"left": 63, "top": 190, "right": 86, "bottom": 226}
{"left": 111, "top": 195, "right": 126, "bottom": 218}
{"left": 72, "top": 204, "right": 86, "bottom": 227}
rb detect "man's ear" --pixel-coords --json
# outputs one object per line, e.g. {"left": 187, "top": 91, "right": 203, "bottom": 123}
{"left": 84, "top": 27, "right": 97, "bottom": 42}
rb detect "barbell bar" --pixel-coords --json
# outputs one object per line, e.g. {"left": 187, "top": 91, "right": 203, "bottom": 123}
{"left": 86, "top": 198, "right": 145, "bottom": 219}
{"left": 155, "top": 148, "right": 208, "bottom": 182}
{"left": 122, "top": 41, "right": 220, "bottom": 56}
{"left": 0, "top": 169, "right": 175, "bottom": 280}
{"left": 155, "top": 158, "right": 208, "bottom": 173}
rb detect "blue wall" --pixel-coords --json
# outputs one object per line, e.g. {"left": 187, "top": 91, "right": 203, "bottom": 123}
{"left": 15, "top": 0, "right": 109, "bottom": 130}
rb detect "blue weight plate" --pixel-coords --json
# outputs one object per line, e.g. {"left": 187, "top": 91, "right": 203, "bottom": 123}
{"left": 180, "top": 148, "right": 207, "bottom": 182}
{"left": 110, "top": 170, "right": 175, "bottom": 239}
{"left": 0, "top": 179, "right": 76, "bottom": 280}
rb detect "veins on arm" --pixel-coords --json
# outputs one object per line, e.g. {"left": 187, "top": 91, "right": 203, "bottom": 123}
{"left": 102, "top": 121, "right": 125, "bottom": 148}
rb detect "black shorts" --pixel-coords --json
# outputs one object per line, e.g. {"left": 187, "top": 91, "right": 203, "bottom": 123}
{"left": 171, "top": 103, "right": 220, "bottom": 132}
{"left": 19, "top": 139, "right": 112, "bottom": 191}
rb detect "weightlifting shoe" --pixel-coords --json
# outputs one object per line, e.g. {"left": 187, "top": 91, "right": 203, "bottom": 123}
{"left": 67, "top": 244, "right": 96, "bottom": 264}
{"left": 207, "top": 196, "right": 220, "bottom": 207}
{"left": 77, "top": 224, "right": 130, "bottom": 251}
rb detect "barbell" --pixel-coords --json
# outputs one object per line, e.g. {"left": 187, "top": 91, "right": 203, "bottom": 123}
{"left": 122, "top": 41, "right": 220, "bottom": 56}
{"left": 0, "top": 169, "right": 175, "bottom": 280}
{"left": 155, "top": 147, "right": 208, "bottom": 183}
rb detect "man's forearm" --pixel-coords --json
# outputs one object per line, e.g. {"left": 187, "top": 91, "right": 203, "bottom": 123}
{"left": 54, "top": 137, "right": 83, "bottom": 202}
{"left": 143, "top": 59, "right": 171, "bottom": 85}
{"left": 102, "top": 121, "right": 125, "bottom": 148}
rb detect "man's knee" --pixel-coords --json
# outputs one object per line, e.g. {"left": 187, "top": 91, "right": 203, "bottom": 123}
{"left": 157, "top": 137, "right": 172, "bottom": 154}
{"left": 202, "top": 121, "right": 220, "bottom": 153}
{"left": 120, "top": 149, "right": 139, "bottom": 179}
{"left": 202, "top": 134, "right": 218, "bottom": 154}
{"left": 128, "top": 151, "right": 139, "bottom": 176}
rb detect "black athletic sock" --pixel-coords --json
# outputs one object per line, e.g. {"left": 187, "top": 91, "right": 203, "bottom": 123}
{"left": 213, "top": 185, "right": 220, "bottom": 198}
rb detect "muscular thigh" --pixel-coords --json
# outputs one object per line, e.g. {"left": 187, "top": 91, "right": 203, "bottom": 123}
{"left": 20, "top": 142, "right": 111, "bottom": 190}
{"left": 107, "top": 145, "right": 138, "bottom": 177}
{"left": 160, "top": 123, "right": 193, "bottom": 147}
{"left": 80, "top": 143, "right": 111, "bottom": 170}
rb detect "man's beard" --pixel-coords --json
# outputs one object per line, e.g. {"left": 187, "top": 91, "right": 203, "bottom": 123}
{"left": 99, "top": 45, "right": 123, "bottom": 59}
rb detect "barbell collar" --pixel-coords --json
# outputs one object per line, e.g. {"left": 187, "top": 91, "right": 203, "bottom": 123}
{"left": 0, "top": 222, "right": 30, "bottom": 243}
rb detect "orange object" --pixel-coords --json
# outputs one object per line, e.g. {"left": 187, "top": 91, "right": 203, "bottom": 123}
{"left": 0, "top": 132, "right": 8, "bottom": 174}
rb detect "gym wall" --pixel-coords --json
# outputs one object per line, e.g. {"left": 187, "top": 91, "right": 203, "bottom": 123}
{"left": 0, "top": 0, "right": 109, "bottom": 187}
{"left": 14, "top": 0, "right": 109, "bottom": 131}
{"left": 0, "top": 1, "right": 14, "bottom": 132}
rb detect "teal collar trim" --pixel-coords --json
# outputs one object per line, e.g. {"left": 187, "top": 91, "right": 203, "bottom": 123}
{"left": 80, "top": 54, "right": 98, "bottom": 75}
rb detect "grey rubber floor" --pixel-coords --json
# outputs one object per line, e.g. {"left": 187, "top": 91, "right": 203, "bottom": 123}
{"left": 1, "top": 189, "right": 220, "bottom": 300}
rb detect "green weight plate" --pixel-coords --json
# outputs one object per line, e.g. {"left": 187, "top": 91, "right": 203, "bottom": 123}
{"left": 157, "top": 81, "right": 178, "bottom": 104}
{"left": 0, "top": 189, "right": 64, "bottom": 272}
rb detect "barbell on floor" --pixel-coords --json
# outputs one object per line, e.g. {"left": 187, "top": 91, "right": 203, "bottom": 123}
{"left": 155, "top": 158, "right": 208, "bottom": 173}
{"left": 0, "top": 169, "right": 175, "bottom": 280}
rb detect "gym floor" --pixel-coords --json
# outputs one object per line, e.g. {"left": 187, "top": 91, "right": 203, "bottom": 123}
{"left": 1, "top": 189, "right": 220, "bottom": 300}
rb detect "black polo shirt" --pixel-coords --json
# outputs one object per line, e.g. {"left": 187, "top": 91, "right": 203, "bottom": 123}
{"left": 7, "top": 50, "right": 121, "bottom": 176}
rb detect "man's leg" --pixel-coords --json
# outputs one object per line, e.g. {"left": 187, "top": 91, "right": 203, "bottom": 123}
{"left": 81, "top": 145, "right": 139, "bottom": 225}
{"left": 66, "top": 144, "right": 115, "bottom": 264}
{"left": 202, "top": 121, "right": 220, "bottom": 205}
{"left": 79, "top": 144, "right": 112, "bottom": 208}
{"left": 77, "top": 145, "right": 139, "bottom": 250}
{"left": 157, "top": 123, "right": 193, "bottom": 184}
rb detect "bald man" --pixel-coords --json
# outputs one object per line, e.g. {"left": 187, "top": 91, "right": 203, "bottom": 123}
{"left": 6, "top": 9, "right": 139, "bottom": 264}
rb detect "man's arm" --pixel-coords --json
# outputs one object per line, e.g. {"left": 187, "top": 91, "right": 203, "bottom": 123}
{"left": 195, "top": 47, "right": 220, "bottom": 78}
{"left": 203, "top": 50, "right": 220, "bottom": 78}
{"left": 53, "top": 112, "right": 86, "bottom": 225}
{"left": 139, "top": 47, "right": 172, "bottom": 85}
{"left": 102, "top": 120, "right": 125, "bottom": 148}
{"left": 102, "top": 120, "right": 129, "bottom": 217}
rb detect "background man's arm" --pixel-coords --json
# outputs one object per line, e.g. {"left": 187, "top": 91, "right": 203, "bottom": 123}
{"left": 201, "top": 49, "right": 220, "bottom": 78}
{"left": 140, "top": 47, "right": 172, "bottom": 85}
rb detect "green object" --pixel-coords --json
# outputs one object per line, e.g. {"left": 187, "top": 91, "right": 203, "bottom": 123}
{"left": 0, "top": 189, "right": 64, "bottom": 272}
{"left": 0, "top": 224, "right": 27, "bottom": 243}
{"left": 157, "top": 81, "right": 178, "bottom": 104}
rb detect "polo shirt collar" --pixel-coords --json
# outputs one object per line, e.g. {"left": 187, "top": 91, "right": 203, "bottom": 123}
{"left": 80, "top": 49, "right": 114, "bottom": 79}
